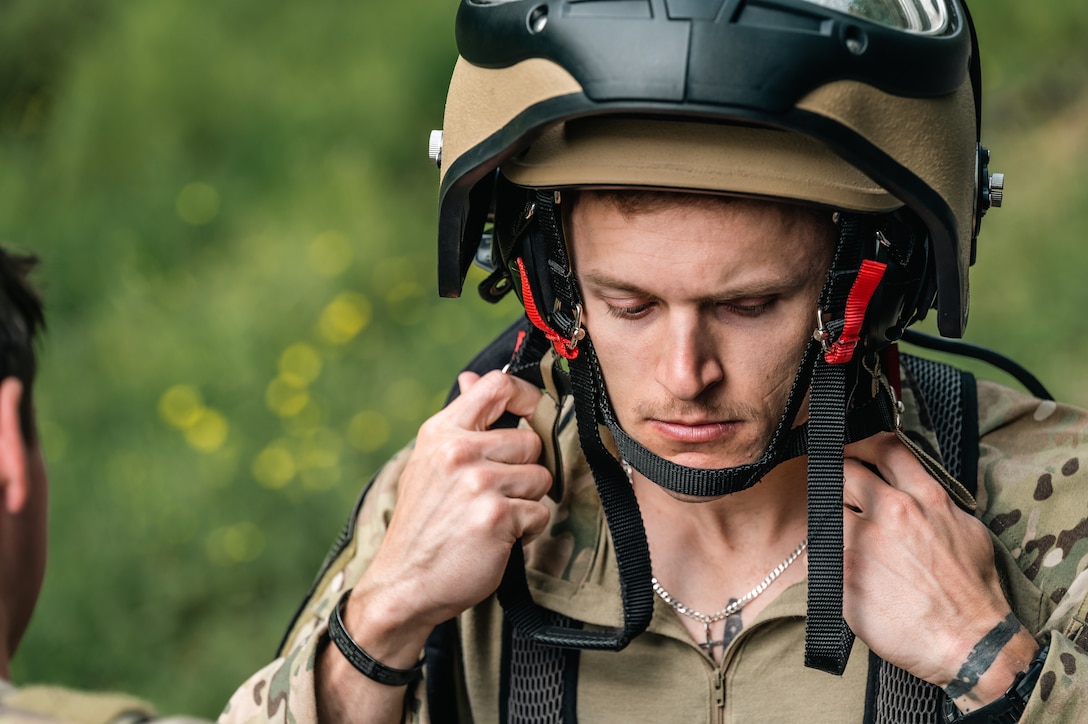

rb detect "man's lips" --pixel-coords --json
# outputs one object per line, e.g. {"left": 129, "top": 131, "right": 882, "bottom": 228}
{"left": 648, "top": 419, "right": 740, "bottom": 444}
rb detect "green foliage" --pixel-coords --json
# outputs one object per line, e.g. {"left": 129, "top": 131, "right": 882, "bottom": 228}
{"left": 2, "top": 0, "right": 516, "bottom": 716}
{"left": 0, "top": 0, "right": 1085, "bottom": 717}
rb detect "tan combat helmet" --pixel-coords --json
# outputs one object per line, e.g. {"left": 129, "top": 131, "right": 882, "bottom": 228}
{"left": 433, "top": 0, "right": 1003, "bottom": 339}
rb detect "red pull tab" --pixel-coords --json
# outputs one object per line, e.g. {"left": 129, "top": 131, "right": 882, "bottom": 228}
{"left": 517, "top": 257, "right": 580, "bottom": 360}
{"left": 824, "top": 259, "right": 887, "bottom": 364}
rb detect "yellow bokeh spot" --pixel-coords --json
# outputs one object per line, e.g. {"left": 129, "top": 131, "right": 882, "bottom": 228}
{"left": 223, "top": 522, "right": 265, "bottom": 562}
{"left": 265, "top": 377, "right": 311, "bottom": 418}
{"left": 318, "top": 292, "right": 372, "bottom": 344}
{"left": 158, "top": 385, "right": 205, "bottom": 429}
{"left": 347, "top": 410, "right": 391, "bottom": 453}
{"left": 252, "top": 442, "right": 297, "bottom": 489}
{"left": 206, "top": 522, "right": 265, "bottom": 565}
{"left": 308, "top": 230, "right": 353, "bottom": 277}
{"left": 175, "top": 182, "right": 220, "bottom": 225}
{"left": 278, "top": 343, "right": 323, "bottom": 387}
{"left": 184, "top": 409, "right": 229, "bottom": 454}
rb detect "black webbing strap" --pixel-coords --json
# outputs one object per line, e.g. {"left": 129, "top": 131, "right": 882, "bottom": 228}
{"left": 496, "top": 192, "right": 655, "bottom": 650}
{"left": 803, "top": 213, "right": 870, "bottom": 675}
{"left": 496, "top": 332, "right": 656, "bottom": 650}
{"left": 804, "top": 357, "right": 856, "bottom": 674}
{"left": 602, "top": 338, "right": 819, "bottom": 498}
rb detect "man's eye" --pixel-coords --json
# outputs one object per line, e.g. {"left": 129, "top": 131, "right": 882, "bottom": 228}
{"left": 606, "top": 302, "right": 653, "bottom": 319}
{"left": 719, "top": 300, "right": 773, "bottom": 317}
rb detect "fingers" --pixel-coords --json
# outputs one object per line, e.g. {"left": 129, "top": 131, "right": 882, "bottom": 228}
{"left": 844, "top": 432, "right": 948, "bottom": 502}
{"left": 479, "top": 459, "right": 553, "bottom": 501}
{"left": 507, "top": 497, "right": 552, "bottom": 544}
{"left": 844, "top": 433, "right": 907, "bottom": 485}
{"left": 843, "top": 448, "right": 932, "bottom": 521}
{"left": 470, "top": 426, "right": 544, "bottom": 466}
{"left": 448, "top": 370, "right": 543, "bottom": 431}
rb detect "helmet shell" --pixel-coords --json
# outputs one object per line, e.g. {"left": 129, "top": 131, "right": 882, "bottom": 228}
{"left": 436, "top": 0, "right": 982, "bottom": 337}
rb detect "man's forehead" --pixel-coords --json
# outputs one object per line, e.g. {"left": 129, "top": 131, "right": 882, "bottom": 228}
{"left": 567, "top": 190, "right": 836, "bottom": 294}
{"left": 568, "top": 188, "right": 834, "bottom": 228}
{"left": 565, "top": 188, "right": 838, "bottom": 256}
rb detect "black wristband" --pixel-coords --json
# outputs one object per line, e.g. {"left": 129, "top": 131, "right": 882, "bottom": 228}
{"left": 326, "top": 588, "right": 424, "bottom": 687}
{"left": 942, "top": 643, "right": 1050, "bottom": 723}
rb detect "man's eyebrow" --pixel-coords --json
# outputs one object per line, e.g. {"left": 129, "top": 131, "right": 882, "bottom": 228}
{"left": 578, "top": 268, "right": 821, "bottom": 299}
{"left": 577, "top": 270, "right": 648, "bottom": 295}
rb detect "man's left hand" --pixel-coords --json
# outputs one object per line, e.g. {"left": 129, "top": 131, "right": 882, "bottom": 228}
{"left": 842, "top": 432, "right": 1040, "bottom": 711}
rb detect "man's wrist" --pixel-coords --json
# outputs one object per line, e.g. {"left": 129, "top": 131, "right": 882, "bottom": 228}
{"left": 943, "top": 643, "right": 1049, "bottom": 723}
{"left": 943, "top": 614, "right": 1042, "bottom": 707}
{"left": 327, "top": 588, "right": 425, "bottom": 687}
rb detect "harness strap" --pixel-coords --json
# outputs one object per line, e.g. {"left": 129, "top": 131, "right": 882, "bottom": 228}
{"left": 804, "top": 357, "right": 857, "bottom": 674}
{"left": 1064, "top": 588, "right": 1088, "bottom": 653}
{"left": 497, "top": 192, "right": 657, "bottom": 651}
{"left": 497, "top": 333, "right": 656, "bottom": 651}
{"left": 802, "top": 213, "right": 872, "bottom": 676}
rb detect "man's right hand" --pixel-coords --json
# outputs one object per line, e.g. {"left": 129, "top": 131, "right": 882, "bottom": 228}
{"left": 363, "top": 369, "right": 552, "bottom": 629}
{"left": 316, "top": 370, "right": 551, "bottom": 722}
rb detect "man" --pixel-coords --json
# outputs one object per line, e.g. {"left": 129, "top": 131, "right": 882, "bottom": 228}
{"left": 222, "top": 1, "right": 1087, "bottom": 721}
{"left": 0, "top": 248, "right": 208, "bottom": 723}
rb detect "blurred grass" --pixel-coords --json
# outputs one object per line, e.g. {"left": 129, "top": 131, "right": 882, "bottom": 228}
{"left": 1, "top": 0, "right": 1086, "bottom": 717}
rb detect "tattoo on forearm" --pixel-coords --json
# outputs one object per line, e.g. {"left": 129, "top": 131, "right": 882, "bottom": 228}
{"left": 943, "top": 613, "right": 1023, "bottom": 699}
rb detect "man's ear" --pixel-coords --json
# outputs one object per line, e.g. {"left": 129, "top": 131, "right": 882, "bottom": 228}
{"left": 0, "top": 377, "right": 29, "bottom": 515}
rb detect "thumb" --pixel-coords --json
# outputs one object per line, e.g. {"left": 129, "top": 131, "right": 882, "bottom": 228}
{"left": 456, "top": 371, "right": 481, "bottom": 397}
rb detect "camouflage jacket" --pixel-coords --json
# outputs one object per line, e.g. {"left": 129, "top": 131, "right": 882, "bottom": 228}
{"left": 0, "top": 681, "right": 208, "bottom": 724}
{"left": 220, "top": 362, "right": 1088, "bottom": 723}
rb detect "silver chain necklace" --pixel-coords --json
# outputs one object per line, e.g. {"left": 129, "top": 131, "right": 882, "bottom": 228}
{"left": 652, "top": 539, "right": 807, "bottom": 657}
{"left": 621, "top": 459, "right": 808, "bottom": 656}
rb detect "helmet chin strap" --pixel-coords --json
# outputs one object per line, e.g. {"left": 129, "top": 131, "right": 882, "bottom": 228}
{"left": 498, "top": 191, "right": 898, "bottom": 674}
{"left": 599, "top": 339, "right": 817, "bottom": 499}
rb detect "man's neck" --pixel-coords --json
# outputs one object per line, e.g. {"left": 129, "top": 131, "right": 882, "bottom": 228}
{"left": 631, "top": 455, "right": 810, "bottom": 653}
{"left": 633, "top": 455, "right": 808, "bottom": 554}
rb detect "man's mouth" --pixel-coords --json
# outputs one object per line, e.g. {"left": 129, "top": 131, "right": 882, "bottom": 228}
{"left": 648, "top": 419, "right": 740, "bottom": 444}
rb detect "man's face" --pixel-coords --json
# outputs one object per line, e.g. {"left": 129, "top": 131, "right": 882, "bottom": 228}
{"left": 568, "top": 191, "right": 835, "bottom": 471}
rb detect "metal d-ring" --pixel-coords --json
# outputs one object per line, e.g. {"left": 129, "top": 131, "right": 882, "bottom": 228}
{"left": 565, "top": 303, "right": 586, "bottom": 352}
{"left": 813, "top": 307, "right": 830, "bottom": 353}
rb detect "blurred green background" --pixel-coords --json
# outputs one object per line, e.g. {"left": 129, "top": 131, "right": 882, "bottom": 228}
{"left": 1, "top": 0, "right": 1086, "bottom": 717}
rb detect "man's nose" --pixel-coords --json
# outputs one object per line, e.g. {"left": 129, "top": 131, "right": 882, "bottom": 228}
{"left": 655, "top": 314, "right": 724, "bottom": 401}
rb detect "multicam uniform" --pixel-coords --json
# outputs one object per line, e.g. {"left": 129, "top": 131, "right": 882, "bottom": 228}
{"left": 220, "top": 369, "right": 1088, "bottom": 723}
{"left": 0, "top": 682, "right": 208, "bottom": 724}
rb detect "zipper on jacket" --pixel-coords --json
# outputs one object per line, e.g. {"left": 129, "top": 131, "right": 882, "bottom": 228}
{"left": 714, "top": 667, "right": 725, "bottom": 722}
